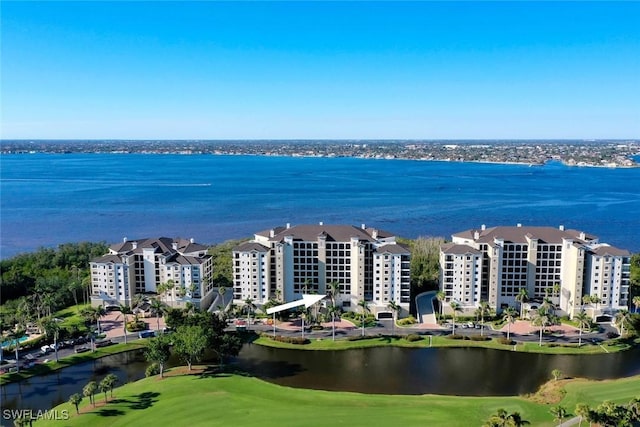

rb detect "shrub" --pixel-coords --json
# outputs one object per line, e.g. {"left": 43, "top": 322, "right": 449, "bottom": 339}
{"left": 310, "top": 325, "right": 324, "bottom": 331}
{"left": 406, "top": 334, "right": 423, "bottom": 342}
{"left": 126, "top": 320, "right": 146, "bottom": 332}
{"left": 497, "top": 337, "right": 515, "bottom": 346}
{"left": 145, "top": 362, "right": 160, "bottom": 377}
{"left": 468, "top": 335, "right": 491, "bottom": 341}
{"left": 270, "top": 335, "right": 310, "bottom": 345}
{"left": 398, "top": 316, "right": 417, "bottom": 326}
{"left": 447, "top": 334, "right": 464, "bottom": 340}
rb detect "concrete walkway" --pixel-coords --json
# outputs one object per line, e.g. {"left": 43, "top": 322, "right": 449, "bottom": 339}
{"left": 415, "top": 291, "right": 437, "bottom": 324}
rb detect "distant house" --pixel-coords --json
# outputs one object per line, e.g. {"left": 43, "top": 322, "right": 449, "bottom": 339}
{"left": 440, "top": 224, "right": 631, "bottom": 319}
{"left": 90, "top": 237, "right": 215, "bottom": 310}
{"left": 232, "top": 223, "right": 411, "bottom": 318}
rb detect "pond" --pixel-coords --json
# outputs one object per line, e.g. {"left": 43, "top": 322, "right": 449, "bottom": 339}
{"left": 235, "top": 344, "right": 640, "bottom": 396}
{"left": 2, "top": 345, "right": 640, "bottom": 416}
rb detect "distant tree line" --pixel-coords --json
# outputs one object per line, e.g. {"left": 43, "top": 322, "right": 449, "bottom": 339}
{"left": 1, "top": 242, "right": 107, "bottom": 301}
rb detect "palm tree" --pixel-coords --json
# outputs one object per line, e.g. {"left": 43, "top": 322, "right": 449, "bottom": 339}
{"left": 541, "top": 296, "right": 555, "bottom": 317}
{"left": 615, "top": 310, "right": 632, "bottom": 337}
{"left": 502, "top": 307, "right": 517, "bottom": 341}
{"left": 575, "top": 403, "right": 590, "bottom": 427}
{"left": 357, "top": 299, "right": 369, "bottom": 337}
{"left": 40, "top": 317, "right": 61, "bottom": 362}
{"left": 478, "top": 301, "right": 493, "bottom": 336}
{"left": 387, "top": 300, "right": 401, "bottom": 335}
{"left": 532, "top": 309, "right": 549, "bottom": 347}
{"left": 83, "top": 381, "right": 97, "bottom": 407}
{"left": 157, "top": 279, "right": 174, "bottom": 303}
{"left": 149, "top": 298, "right": 168, "bottom": 332}
{"left": 450, "top": 301, "right": 462, "bottom": 335}
{"left": 590, "top": 294, "right": 601, "bottom": 311}
{"left": 633, "top": 296, "right": 640, "bottom": 314}
{"left": 117, "top": 304, "right": 134, "bottom": 344}
{"left": 574, "top": 310, "right": 590, "bottom": 347}
{"left": 103, "top": 373, "right": 118, "bottom": 397}
{"left": 7, "top": 328, "right": 26, "bottom": 372}
{"left": 68, "top": 393, "right": 82, "bottom": 414}
{"left": 582, "top": 294, "right": 592, "bottom": 309}
{"left": 515, "top": 288, "right": 529, "bottom": 318}
{"left": 99, "top": 377, "right": 110, "bottom": 403}
{"left": 327, "top": 303, "right": 340, "bottom": 341}
{"left": 436, "top": 291, "right": 445, "bottom": 322}
{"left": 243, "top": 298, "right": 256, "bottom": 329}
{"left": 218, "top": 286, "right": 227, "bottom": 307}
{"left": 328, "top": 280, "right": 341, "bottom": 306}
{"left": 550, "top": 405, "right": 567, "bottom": 426}
{"left": 507, "top": 412, "right": 531, "bottom": 426}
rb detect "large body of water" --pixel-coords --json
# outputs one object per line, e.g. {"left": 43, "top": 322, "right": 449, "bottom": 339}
{"left": 1, "top": 153, "right": 639, "bottom": 258}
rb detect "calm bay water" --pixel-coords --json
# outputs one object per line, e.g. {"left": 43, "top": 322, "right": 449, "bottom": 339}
{"left": 1, "top": 153, "right": 639, "bottom": 258}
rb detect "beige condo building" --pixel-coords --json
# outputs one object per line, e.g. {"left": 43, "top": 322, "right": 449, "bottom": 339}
{"left": 232, "top": 223, "right": 411, "bottom": 318}
{"left": 440, "top": 225, "right": 631, "bottom": 319}
{"left": 90, "top": 237, "right": 215, "bottom": 310}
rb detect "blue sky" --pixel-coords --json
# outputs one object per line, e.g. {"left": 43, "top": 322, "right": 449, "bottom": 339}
{"left": 2, "top": 1, "right": 639, "bottom": 139}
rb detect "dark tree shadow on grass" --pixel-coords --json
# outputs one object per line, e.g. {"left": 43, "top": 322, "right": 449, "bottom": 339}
{"left": 129, "top": 391, "right": 160, "bottom": 410}
{"left": 97, "top": 408, "right": 125, "bottom": 417}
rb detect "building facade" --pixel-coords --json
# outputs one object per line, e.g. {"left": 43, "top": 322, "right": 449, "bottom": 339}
{"left": 90, "top": 237, "right": 215, "bottom": 310}
{"left": 232, "top": 223, "right": 411, "bottom": 318}
{"left": 440, "top": 225, "right": 631, "bottom": 318}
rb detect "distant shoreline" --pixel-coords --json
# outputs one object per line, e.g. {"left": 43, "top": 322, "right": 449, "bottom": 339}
{"left": 1, "top": 145, "right": 640, "bottom": 169}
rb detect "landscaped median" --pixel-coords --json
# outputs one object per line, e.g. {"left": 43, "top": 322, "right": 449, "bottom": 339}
{"left": 32, "top": 367, "right": 640, "bottom": 427}
{"left": 253, "top": 333, "right": 635, "bottom": 354}
{"left": 0, "top": 341, "right": 148, "bottom": 386}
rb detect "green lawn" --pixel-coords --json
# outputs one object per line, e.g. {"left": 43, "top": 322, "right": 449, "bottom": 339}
{"left": 254, "top": 334, "right": 631, "bottom": 354}
{"left": 33, "top": 370, "right": 640, "bottom": 427}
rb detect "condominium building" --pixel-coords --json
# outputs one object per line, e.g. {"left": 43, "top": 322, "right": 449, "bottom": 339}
{"left": 90, "top": 237, "right": 215, "bottom": 310}
{"left": 232, "top": 223, "right": 411, "bottom": 318}
{"left": 440, "top": 225, "right": 631, "bottom": 318}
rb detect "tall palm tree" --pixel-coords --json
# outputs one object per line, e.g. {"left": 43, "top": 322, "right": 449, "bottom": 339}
{"left": 615, "top": 310, "right": 632, "bottom": 337}
{"left": 387, "top": 300, "right": 401, "bottom": 335}
{"left": 83, "top": 381, "right": 97, "bottom": 407}
{"left": 550, "top": 405, "right": 567, "bottom": 426}
{"left": 40, "top": 317, "right": 61, "bottom": 362}
{"left": 532, "top": 309, "right": 549, "bottom": 347}
{"left": 590, "top": 295, "right": 601, "bottom": 311}
{"left": 575, "top": 403, "right": 590, "bottom": 427}
{"left": 7, "top": 328, "right": 26, "bottom": 373}
{"left": 502, "top": 307, "right": 517, "bottom": 341}
{"left": 103, "top": 373, "right": 118, "bottom": 398}
{"left": 435, "top": 291, "right": 445, "bottom": 323}
{"left": 328, "top": 280, "right": 341, "bottom": 307}
{"left": 117, "top": 304, "right": 134, "bottom": 344}
{"left": 478, "top": 301, "right": 493, "bottom": 336}
{"left": 243, "top": 298, "right": 256, "bottom": 329}
{"left": 507, "top": 412, "right": 531, "bottom": 426}
{"left": 149, "top": 298, "right": 168, "bottom": 332}
{"left": 450, "top": 301, "right": 462, "bottom": 335}
{"left": 327, "top": 304, "right": 340, "bottom": 341}
{"left": 574, "top": 310, "right": 590, "bottom": 347}
{"left": 632, "top": 296, "right": 640, "bottom": 314}
{"left": 515, "top": 288, "right": 529, "bottom": 319}
{"left": 357, "top": 299, "right": 369, "bottom": 337}
{"left": 218, "top": 286, "right": 227, "bottom": 308}
{"left": 68, "top": 393, "right": 82, "bottom": 415}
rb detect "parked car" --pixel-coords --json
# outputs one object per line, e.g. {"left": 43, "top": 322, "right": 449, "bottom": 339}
{"left": 138, "top": 330, "right": 155, "bottom": 338}
{"left": 75, "top": 346, "right": 90, "bottom": 353}
{"left": 95, "top": 339, "right": 113, "bottom": 348}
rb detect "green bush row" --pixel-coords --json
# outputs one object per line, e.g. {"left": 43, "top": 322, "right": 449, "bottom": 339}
{"left": 406, "top": 334, "right": 423, "bottom": 342}
{"left": 270, "top": 335, "right": 310, "bottom": 345}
